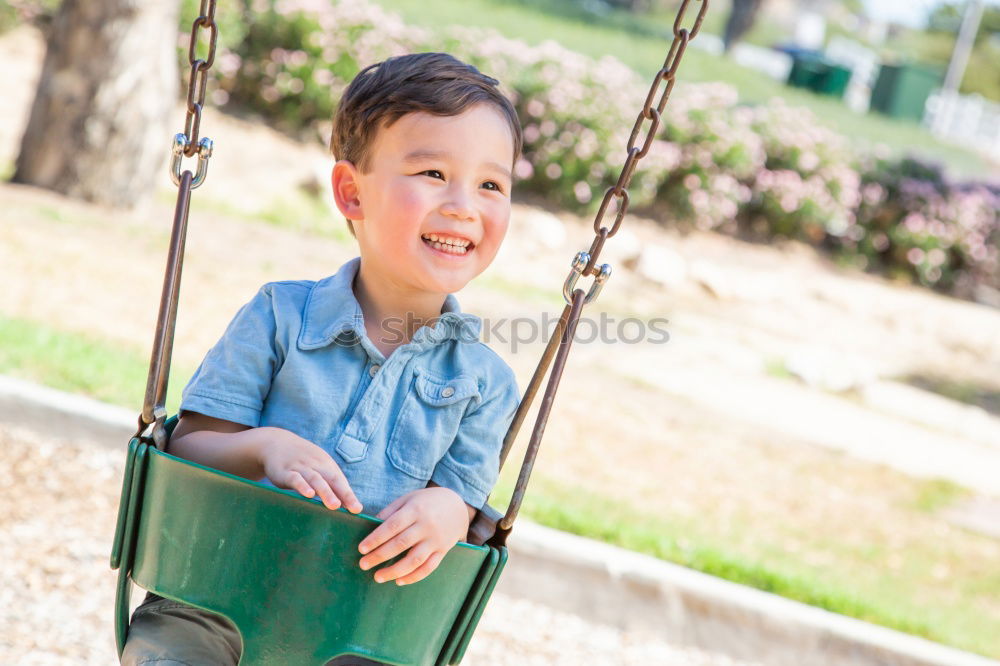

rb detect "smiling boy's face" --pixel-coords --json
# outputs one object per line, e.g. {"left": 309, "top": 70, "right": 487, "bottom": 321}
{"left": 331, "top": 103, "right": 515, "bottom": 299}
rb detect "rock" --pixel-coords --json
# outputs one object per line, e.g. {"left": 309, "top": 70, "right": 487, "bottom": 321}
{"left": 597, "top": 227, "right": 642, "bottom": 267}
{"left": 860, "top": 380, "right": 1000, "bottom": 449}
{"left": 301, "top": 160, "right": 337, "bottom": 212}
{"left": 688, "top": 259, "right": 730, "bottom": 299}
{"left": 940, "top": 496, "right": 1000, "bottom": 539}
{"left": 973, "top": 284, "right": 1000, "bottom": 309}
{"left": 510, "top": 208, "right": 566, "bottom": 254}
{"left": 785, "top": 349, "right": 876, "bottom": 392}
{"left": 635, "top": 243, "right": 687, "bottom": 288}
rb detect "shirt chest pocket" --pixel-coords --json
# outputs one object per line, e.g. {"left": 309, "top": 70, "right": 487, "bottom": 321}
{"left": 387, "top": 371, "right": 480, "bottom": 481}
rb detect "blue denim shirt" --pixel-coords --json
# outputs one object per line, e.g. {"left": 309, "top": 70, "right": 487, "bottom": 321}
{"left": 180, "top": 257, "right": 520, "bottom": 514}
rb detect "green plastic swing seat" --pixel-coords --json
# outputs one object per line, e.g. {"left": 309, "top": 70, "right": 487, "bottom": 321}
{"left": 111, "top": 419, "right": 507, "bottom": 666}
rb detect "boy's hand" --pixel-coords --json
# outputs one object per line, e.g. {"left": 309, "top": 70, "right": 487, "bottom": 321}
{"left": 358, "top": 486, "right": 471, "bottom": 586}
{"left": 256, "top": 426, "right": 363, "bottom": 514}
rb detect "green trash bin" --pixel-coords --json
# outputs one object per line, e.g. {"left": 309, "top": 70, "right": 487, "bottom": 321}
{"left": 787, "top": 55, "right": 825, "bottom": 89}
{"left": 819, "top": 64, "right": 851, "bottom": 97}
{"left": 787, "top": 54, "right": 851, "bottom": 99}
{"left": 869, "top": 63, "right": 943, "bottom": 121}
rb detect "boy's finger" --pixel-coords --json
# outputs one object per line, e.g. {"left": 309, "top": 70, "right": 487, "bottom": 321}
{"left": 285, "top": 471, "right": 315, "bottom": 499}
{"left": 324, "top": 468, "right": 362, "bottom": 514}
{"left": 395, "top": 551, "right": 444, "bottom": 586}
{"left": 302, "top": 469, "right": 340, "bottom": 510}
{"left": 374, "top": 495, "right": 407, "bottom": 522}
{"left": 359, "top": 524, "right": 421, "bottom": 571}
{"left": 359, "top": 507, "right": 414, "bottom": 555}
{"left": 373, "top": 543, "right": 433, "bottom": 584}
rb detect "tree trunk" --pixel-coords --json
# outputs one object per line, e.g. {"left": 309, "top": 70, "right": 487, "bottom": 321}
{"left": 723, "top": 0, "right": 765, "bottom": 52}
{"left": 12, "top": 0, "right": 179, "bottom": 208}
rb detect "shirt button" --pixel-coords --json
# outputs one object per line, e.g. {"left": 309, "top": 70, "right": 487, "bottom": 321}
{"left": 441, "top": 386, "right": 455, "bottom": 398}
{"left": 369, "top": 364, "right": 380, "bottom": 377}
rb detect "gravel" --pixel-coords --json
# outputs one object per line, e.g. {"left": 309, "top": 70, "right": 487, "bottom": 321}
{"left": 0, "top": 423, "right": 759, "bottom": 665}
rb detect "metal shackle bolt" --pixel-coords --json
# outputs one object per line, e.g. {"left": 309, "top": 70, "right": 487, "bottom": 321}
{"left": 170, "top": 134, "right": 214, "bottom": 189}
{"left": 563, "top": 251, "right": 612, "bottom": 305}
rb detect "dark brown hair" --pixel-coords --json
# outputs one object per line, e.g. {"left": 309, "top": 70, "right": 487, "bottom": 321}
{"left": 331, "top": 52, "right": 523, "bottom": 174}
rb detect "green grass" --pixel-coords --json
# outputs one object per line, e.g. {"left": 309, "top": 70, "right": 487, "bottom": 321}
{"left": 764, "top": 356, "right": 793, "bottom": 379}
{"left": 0, "top": 314, "right": 190, "bottom": 414}
{"left": 912, "top": 478, "right": 972, "bottom": 513}
{"left": 478, "top": 275, "right": 564, "bottom": 306}
{"left": 376, "top": 0, "right": 993, "bottom": 179}
{"left": 254, "top": 191, "right": 354, "bottom": 243}
{"left": 493, "top": 473, "right": 1000, "bottom": 657}
{"left": 155, "top": 185, "right": 354, "bottom": 244}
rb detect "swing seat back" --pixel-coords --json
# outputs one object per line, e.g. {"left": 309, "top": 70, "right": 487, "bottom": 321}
{"left": 112, "top": 430, "right": 506, "bottom": 666}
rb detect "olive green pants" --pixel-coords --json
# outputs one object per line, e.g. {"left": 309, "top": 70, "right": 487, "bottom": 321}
{"left": 121, "top": 592, "right": 383, "bottom": 665}
{"left": 122, "top": 593, "right": 241, "bottom": 666}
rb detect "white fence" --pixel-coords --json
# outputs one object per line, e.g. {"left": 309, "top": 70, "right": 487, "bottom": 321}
{"left": 924, "top": 91, "right": 1000, "bottom": 161}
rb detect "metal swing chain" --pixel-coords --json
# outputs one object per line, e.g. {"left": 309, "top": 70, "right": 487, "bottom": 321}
{"left": 487, "top": 0, "right": 708, "bottom": 540}
{"left": 136, "top": 0, "right": 218, "bottom": 447}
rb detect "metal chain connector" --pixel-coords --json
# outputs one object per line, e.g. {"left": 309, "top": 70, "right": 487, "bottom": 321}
{"left": 563, "top": 251, "right": 612, "bottom": 305}
{"left": 171, "top": 134, "right": 214, "bottom": 189}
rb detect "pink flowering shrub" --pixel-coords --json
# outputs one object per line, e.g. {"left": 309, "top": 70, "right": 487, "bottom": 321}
{"left": 744, "top": 101, "right": 861, "bottom": 242}
{"left": 844, "top": 158, "right": 1000, "bottom": 296}
{"left": 188, "top": 0, "right": 999, "bottom": 299}
{"left": 442, "top": 30, "right": 656, "bottom": 209}
{"left": 654, "top": 84, "right": 761, "bottom": 233}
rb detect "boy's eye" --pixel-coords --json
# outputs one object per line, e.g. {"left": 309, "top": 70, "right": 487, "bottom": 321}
{"left": 418, "top": 170, "right": 504, "bottom": 194}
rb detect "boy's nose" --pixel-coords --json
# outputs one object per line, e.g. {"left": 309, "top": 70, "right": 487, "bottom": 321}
{"left": 440, "top": 190, "right": 476, "bottom": 222}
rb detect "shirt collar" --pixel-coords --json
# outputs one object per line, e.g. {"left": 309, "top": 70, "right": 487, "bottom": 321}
{"left": 297, "top": 257, "right": 482, "bottom": 351}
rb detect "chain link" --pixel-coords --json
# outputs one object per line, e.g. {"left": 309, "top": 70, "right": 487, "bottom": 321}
{"left": 627, "top": 107, "right": 661, "bottom": 158}
{"left": 579, "top": 0, "right": 706, "bottom": 280}
{"left": 188, "top": 13, "right": 219, "bottom": 69}
{"left": 674, "top": 0, "right": 709, "bottom": 38}
{"left": 180, "top": 0, "right": 218, "bottom": 158}
{"left": 592, "top": 186, "right": 629, "bottom": 238}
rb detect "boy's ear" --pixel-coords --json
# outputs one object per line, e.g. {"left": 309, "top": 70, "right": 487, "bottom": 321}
{"left": 331, "top": 160, "right": 363, "bottom": 220}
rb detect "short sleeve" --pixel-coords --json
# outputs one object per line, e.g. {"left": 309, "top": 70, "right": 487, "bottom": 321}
{"left": 430, "top": 365, "right": 520, "bottom": 509}
{"left": 180, "top": 285, "right": 281, "bottom": 427}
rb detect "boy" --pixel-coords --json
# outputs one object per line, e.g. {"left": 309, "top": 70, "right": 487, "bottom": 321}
{"left": 122, "top": 52, "right": 523, "bottom": 665}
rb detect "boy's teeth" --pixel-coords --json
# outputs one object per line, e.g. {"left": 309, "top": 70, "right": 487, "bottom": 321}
{"left": 425, "top": 238, "right": 468, "bottom": 254}
{"left": 422, "top": 233, "right": 471, "bottom": 248}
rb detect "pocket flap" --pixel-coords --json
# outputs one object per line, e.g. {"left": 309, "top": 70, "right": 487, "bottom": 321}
{"left": 335, "top": 433, "right": 369, "bottom": 463}
{"left": 415, "top": 372, "right": 480, "bottom": 406}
